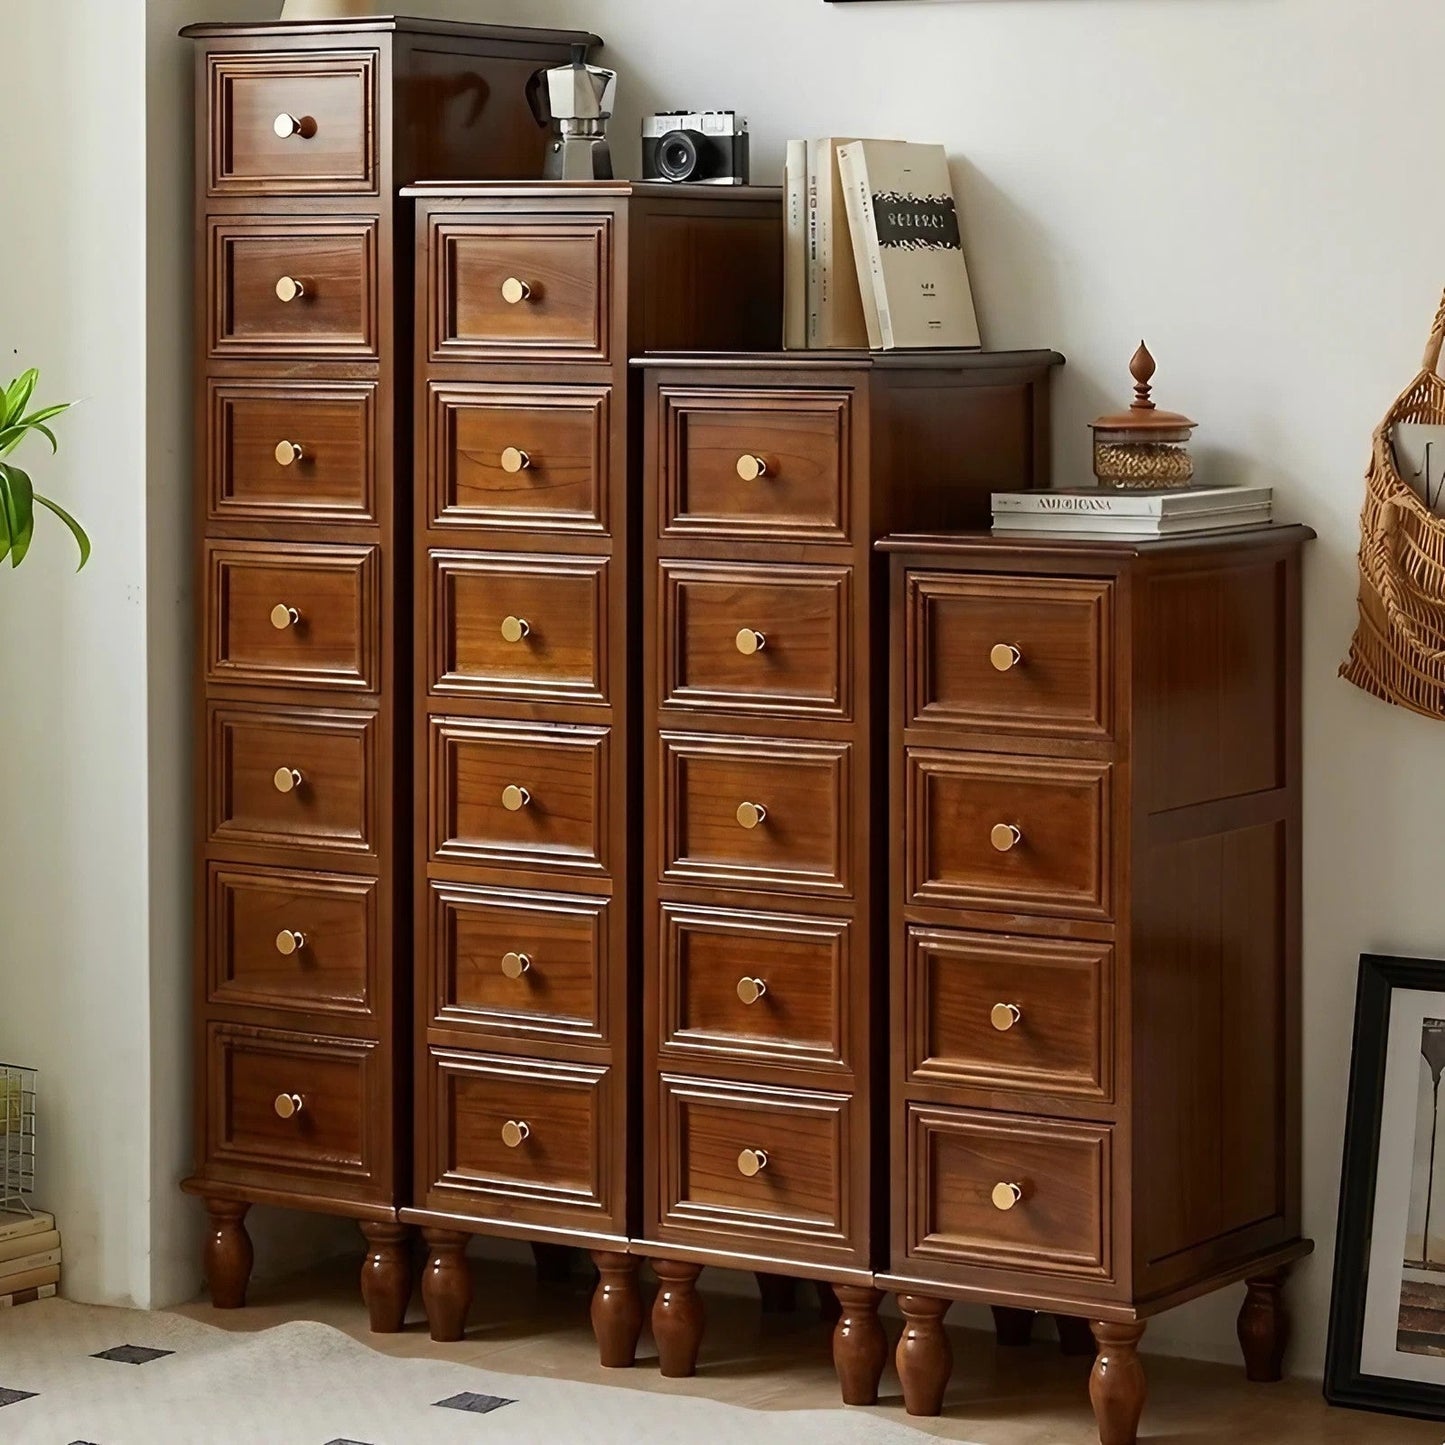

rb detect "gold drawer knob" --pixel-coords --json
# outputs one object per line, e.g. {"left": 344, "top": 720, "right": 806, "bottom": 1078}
{"left": 736, "top": 801, "right": 767, "bottom": 830}
{"left": 990, "top": 643, "right": 1022, "bottom": 672}
{"left": 270, "top": 603, "right": 301, "bottom": 631}
{"left": 501, "top": 951, "right": 532, "bottom": 979}
{"left": 274, "top": 440, "right": 304, "bottom": 467}
{"left": 992, "top": 1181, "right": 1024, "bottom": 1212}
{"left": 991, "top": 1003, "right": 1021, "bottom": 1032}
{"left": 991, "top": 823, "right": 1022, "bottom": 852}
{"left": 501, "top": 277, "right": 533, "bottom": 305}
{"left": 273, "top": 767, "right": 303, "bottom": 794}
{"left": 736, "top": 454, "right": 769, "bottom": 481}
{"left": 736, "top": 977, "right": 767, "bottom": 1005}
{"left": 501, "top": 447, "right": 532, "bottom": 473}
{"left": 737, "top": 1148, "right": 769, "bottom": 1178}
{"left": 272, "top": 113, "right": 316, "bottom": 140}
{"left": 501, "top": 616, "right": 530, "bottom": 643}
{"left": 735, "top": 628, "right": 766, "bottom": 656}
{"left": 274, "top": 1093, "right": 304, "bottom": 1120}
{"left": 275, "top": 930, "right": 306, "bottom": 957}
{"left": 274, "top": 275, "right": 307, "bottom": 303}
{"left": 501, "top": 784, "right": 531, "bottom": 812}
{"left": 501, "top": 1119, "right": 531, "bottom": 1148}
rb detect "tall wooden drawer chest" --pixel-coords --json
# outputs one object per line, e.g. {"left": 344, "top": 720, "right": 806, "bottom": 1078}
{"left": 869, "top": 527, "right": 1314, "bottom": 1445}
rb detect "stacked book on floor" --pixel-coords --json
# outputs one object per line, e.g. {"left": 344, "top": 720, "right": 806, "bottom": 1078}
{"left": 991, "top": 485, "right": 1274, "bottom": 538}
{"left": 0, "top": 1210, "right": 60, "bottom": 1306}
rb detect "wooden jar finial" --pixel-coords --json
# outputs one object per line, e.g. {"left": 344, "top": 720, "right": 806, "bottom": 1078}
{"left": 1130, "top": 342, "right": 1157, "bottom": 411}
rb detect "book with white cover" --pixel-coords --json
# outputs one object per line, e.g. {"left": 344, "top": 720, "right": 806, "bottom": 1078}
{"left": 0, "top": 1246, "right": 61, "bottom": 1276}
{"left": 0, "top": 1227, "right": 58, "bottom": 1265}
{"left": 784, "top": 140, "right": 807, "bottom": 349}
{"left": 0, "top": 1212, "right": 53, "bottom": 1247}
{"left": 805, "top": 138, "right": 870, "bottom": 349}
{"left": 0, "top": 1281, "right": 55, "bottom": 1308}
{"left": 992, "top": 485, "right": 1273, "bottom": 518}
{"left": 837, "top": 140, "right": 981, "bottom": 351}
{"left": 993, "top": 505, "right": 1273, "bottom": 538}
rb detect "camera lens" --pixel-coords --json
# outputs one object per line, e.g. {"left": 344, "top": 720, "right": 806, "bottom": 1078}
{"left": 657, "top": 128, "right": 703, "bottom": 182}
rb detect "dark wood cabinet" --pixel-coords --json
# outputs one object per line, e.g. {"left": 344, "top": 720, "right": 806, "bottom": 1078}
{"left": 871, "top": 528, "right": 1314, "bottom": 1444}
{"left": 181, "top": 15, "right": 598, "bottom": 1330}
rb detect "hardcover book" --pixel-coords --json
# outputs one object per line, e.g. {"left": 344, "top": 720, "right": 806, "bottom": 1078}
{"left": 805, "top": 137, "right": 871, "bottom": 349}
{"left": 0, "top": 1246, "right": 61, "bottom": 1276}
{"left": 0, "top": 1282, "right": 56, "bottom": 1308}
{"left": 992, "top": 506, "right": 1273, "bottom": 538}
{"left": 0, "top": 1227, "right": 59, "bottom": 1265}
{"left": 992, "top": 485, "right": 1273, "bottom": 517}
{"left": 837, "top": 140, "right": 981, "bottom": 351}
{"left": 784, "top": 139, "right": 808, "bottom": 349}
{"left": 0, "top": 1212, "right": 54, "bottom": 1247}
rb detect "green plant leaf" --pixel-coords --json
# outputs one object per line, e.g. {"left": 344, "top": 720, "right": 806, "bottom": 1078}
{"left": 0, "top": 475, "right": 12, "bottom": 566}
{"left": 34, "top": 492, "right": 90, "bottom": 570}
{"left": 1, "top": 465, "right": 35, "bottom": 567}
{"left": 3, "top": 370, "right": 38, "bottom": 430}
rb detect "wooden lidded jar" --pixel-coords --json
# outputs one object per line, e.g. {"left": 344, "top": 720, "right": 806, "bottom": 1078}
{"left": 1091, "top": 341, "right": 1197, "bottom": 489}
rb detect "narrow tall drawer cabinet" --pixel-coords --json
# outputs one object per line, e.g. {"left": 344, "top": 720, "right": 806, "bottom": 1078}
{"left": 629, "top": 351, "right": 1063, "bottom": 1381}
{"left": 180, "top": 15, "right": 596, "bottom": 1328}
{"left": 871, "top": 528, "right": 1314, "bottom": 1445}
{"left": 398, "top": 185, "right": 784, "bottom": 1349}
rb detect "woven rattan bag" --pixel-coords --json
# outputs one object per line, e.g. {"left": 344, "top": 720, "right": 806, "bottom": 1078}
{"left": 1341, "top": 291, "right": 1445, "bottom": 720}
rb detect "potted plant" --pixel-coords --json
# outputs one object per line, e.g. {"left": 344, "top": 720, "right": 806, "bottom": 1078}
{"left": 0, "top": 368, "right": 89, "bottom": 568}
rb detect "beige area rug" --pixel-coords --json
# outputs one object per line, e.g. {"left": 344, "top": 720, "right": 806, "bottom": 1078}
{"left": 0, "top": 1299, "right": 947, "bottom": 1444}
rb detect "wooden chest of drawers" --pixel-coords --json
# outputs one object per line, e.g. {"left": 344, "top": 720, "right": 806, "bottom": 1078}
{"left": 868, "top": 529, "right": 1314, "bottom": 1444}
{"left": 180, "top": 16, "right": 597, "bottom": 1328}
{"left": 631, "top": 352, "right": 1062, "bottom": 1378}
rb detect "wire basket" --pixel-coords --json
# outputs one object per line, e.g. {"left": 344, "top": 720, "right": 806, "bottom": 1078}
{"left": 0, "top": 1064, "right": 36, "bottom": 1215}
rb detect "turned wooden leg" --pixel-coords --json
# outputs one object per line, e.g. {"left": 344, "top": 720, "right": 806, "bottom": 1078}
{"left": 651, "top": 1259, "right": 705, "bottom": 1378}
{"left": 756, "top": 1272, "right": 799, "bottom": 1314}
{"left": 896, "top": 1294, "right": 953, "bottom": 1417}
{"left": 992, "top": 1305, "right": 1037, "bottom": 1348}
{"left": 1238, "top": 1267, "right": 1291, "bottom": 1383}
{"left": 1056, "top": 1313, "right": 1099, "bottom": 1358}
{"left": 533, "top": 1242, "right": 576, "bottom": 1285}
{"left": 832, "top": 1285, "right": 888, "bottom": 1406}
{"left": 590, "top": 1252, "right": 644, "bottom": 1369}
{"left": 359, "top": 1221, "right": 413, "bottom": 1334}
{"left": 202, "top": 1198, "right": 253, "bottom": 1310}
{"left": 1089, "top": 1320, "right": 1147, "bottom": 1445}
{"left": 421, "top": 1229, "right": 473, "bottom": 1343}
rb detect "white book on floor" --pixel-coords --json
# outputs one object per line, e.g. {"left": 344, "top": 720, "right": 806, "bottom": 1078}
{"left": 992, "top": 484, "right": 1273, "bottom": 518}
{"left": 0, "top": 1281, "right": 55, "bottom": 1308}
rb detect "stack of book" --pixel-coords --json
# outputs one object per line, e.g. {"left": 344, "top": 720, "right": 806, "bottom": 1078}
{"left": 991, "top": 485, "right": 1274, "bottom": 538}
{"left": 0, "top": 1210, "right": 60, "bottom": 1306}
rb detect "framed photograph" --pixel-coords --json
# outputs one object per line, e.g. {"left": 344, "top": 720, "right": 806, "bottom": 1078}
{"left": 1326, "top": 953, "right": 1445, "bottom": 1417}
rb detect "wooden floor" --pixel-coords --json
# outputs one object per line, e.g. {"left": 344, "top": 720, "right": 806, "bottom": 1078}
{"left": 172, "top": 1253, "right": 1440, "bottom": 1444}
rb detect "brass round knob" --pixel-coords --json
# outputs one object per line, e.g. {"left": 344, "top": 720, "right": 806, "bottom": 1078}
{"left": 737, "top": 1148, "right": 769, "bottom": 1178}
{"left": 271, "top": 603, "right": 300, "bottom": 631}
{"left": 501, "top": 784, "right": 531, "bottom": 812}
{"left": 272, "top": 113, "right": 315, "bottom": 139}
{"left": 275, "top": 276, "right": 306, "bottom": 303}
{"left": 501, "top": 616, "right": 530, "bottom": 643}
{"left": 274, "top": 440, "right": 304, "bottom": 467}
{"left": 736, "top": 454, "right": 769, "bottom": 481}
{"left": 273, "top": 767, "right": 302, "bottom": 794}
{"left": 274, "top": 1093, "right": 304, "bottom": 1119}
{"left": 990, "top": 643, "right": 1023, "bottom": 672}
{"left": 991, "top": 1003, "right": 1022, "bottom": 1032}
{"left": 501, "top": 951, "right": 531, "bottom": 979}
{"left": 736, "top": 977, "right": 767, "bottom": 1005}
{"left": 501, "top": 1119, "right": 531, "bottom": 1148}
{"left": 992, "top": 1182, "right": 1024, "bottom": 1212}
{"left": 735, "top": 628, "right": 766, "bottom": 656}
{"left": 275, "top": 930, "right": 306, "bottom": 957}
{"left": 991, "top": 823, "right": 1022, "bottom": 852}
{"left": 501, "top": 277, "right": 533, "bottom": 305}
{"left": 500, "top": 447, "right": 532, "bottom": 474}
{"left": 736, "top": 801, "right": 767, "bottom": 830}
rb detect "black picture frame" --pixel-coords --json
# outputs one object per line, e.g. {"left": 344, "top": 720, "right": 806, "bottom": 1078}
{"left": 1325, "top": 952, "right": 1445, "bottom": 1419}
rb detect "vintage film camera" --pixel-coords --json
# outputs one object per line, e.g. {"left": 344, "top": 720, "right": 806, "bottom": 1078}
{"left": 641, "top": 111, "right": 750, "bottom": 185}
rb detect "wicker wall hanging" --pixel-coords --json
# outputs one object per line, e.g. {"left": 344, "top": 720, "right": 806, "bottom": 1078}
{"left": 1341, "top": 290, "right": 1445, "bottom": 720}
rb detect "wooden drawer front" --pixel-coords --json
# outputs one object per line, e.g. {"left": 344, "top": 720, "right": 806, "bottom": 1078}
{"left": 209, "top": 705, "right": 377, "bottom": 857}
{"left": 661, "top": 389, "right": 850, "bottom": 543}
{"left": 427, "top": 1049, "right": 611, "bottom": 1219}
{"left": 660, "top": 562, "right": 851, "bottom": 720}
{"left": 660, "top": 904, "right": 848, "bottom": 1071}
{"left": 207, "top": 1024, "right": 379, "bottom": 1186}
{"left": 208, "top": 51, "right": 376, "bottom": 195}
{"left": 432, "top": 218, "right": 610, "bottom": 363}
{"left": 210, "top": 381, "right": 377, "bottom": 525}
{"left": 905, "top": 928, "right": 1112, "bottom": 1100}
{"left": 208, "top": 864, "right": 376, "bottom": 1019}
{"left": 909, "top": 572, "right": 1113, "bottom": 739}
{"left": 429, "top": 383, "right": 609, "bottom": 534}
{"left": 207, "top": 542, "right": 379, "bottom": 692}
{"left": 431, "top": 718, "right": 608, "bottom": 875}
{"left": 431, "top": 552, "right": 608, "bottom": 705}
{"left": 908, "top": 751, "right": 1112, "bottom": 919}
{"left": 661, "top": 733, "right": 852, "bottom": 897}
{"left": 210, "top": 217, "right": 378, "bottom": 360}
{"left": 906, "top": 1106, "right": 1112, "bottom": 1279}
{"left": 431, "top": 883, "right": 607, "bottom": 1044}
{"left": 659, "top": 1075, "right": 849, "bottom": 1245}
